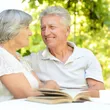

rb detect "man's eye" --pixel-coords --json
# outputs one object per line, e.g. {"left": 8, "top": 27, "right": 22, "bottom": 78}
{"left": 41, "top": 27, "right": 45, "bottom": 31}
{"left": 50, "top": 26, "right": 55, "bottom": 29}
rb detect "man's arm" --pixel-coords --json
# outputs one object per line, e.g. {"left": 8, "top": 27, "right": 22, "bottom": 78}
{"left": 86, "top": 78, "right": 105, "bottom": 97}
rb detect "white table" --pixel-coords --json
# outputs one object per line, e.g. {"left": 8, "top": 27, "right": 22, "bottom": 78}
{"left": 0, "top": 98, "right": 110, "bottom": 110}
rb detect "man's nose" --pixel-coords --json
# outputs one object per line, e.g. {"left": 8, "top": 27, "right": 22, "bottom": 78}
{"left": 44, "top": 28, "right": 51, "bottom": 36}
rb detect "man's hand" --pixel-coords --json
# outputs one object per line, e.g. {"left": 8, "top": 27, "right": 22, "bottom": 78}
{"left": 41, "top": 80, "right": 60, "bottom": 90}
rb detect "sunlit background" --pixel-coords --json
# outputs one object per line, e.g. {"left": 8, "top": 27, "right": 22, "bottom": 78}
{"left": 0, "top": 0, "right": 23, "bottom": 12}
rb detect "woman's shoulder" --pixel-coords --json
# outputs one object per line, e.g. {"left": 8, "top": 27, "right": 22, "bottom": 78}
{"left": 0, "top": 47, "right": 8, "bottom": 57}
{"left": 0, "top": 48, "right": 12, "bottom": 64}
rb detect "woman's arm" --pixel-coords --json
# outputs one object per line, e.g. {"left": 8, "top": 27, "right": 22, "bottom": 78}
{"left": 0, "top": 73, "right": 42, "bottom": 99}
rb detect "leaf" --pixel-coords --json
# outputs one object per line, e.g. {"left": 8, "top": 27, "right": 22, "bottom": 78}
{"left": 38, "top": 0, "right": 43, "bottom": 4}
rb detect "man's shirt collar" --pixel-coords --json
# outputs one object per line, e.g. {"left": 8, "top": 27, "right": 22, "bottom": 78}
{"left": 41, "top": 42, "right": 84, "bottom": 63}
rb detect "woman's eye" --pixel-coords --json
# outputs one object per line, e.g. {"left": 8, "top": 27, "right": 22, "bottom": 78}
{"left": 26, "top": 26, "right": 29, "bottom": 29}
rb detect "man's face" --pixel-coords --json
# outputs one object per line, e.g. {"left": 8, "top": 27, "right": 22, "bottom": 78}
{"left": 41, "top": 15, "right": 70, "bottom": 49}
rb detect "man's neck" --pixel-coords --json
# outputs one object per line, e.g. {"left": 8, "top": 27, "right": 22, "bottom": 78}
{"left": 49, "top": 44, "right": 73, "bottom": 63}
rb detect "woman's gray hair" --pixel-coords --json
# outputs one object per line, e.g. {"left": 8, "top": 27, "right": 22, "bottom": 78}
{"left": 39, "top": 6, "right": 71, "bottom": 27}
{"left": 0, "top": 9, "right": 32, "bottom": 44}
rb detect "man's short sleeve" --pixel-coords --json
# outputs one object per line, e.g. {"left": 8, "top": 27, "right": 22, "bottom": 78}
{"left": 85, "top": 51, "right": 103, "bottom": 82}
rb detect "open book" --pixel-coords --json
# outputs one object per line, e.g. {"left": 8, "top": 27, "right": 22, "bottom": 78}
{"left": 27, "top": 88, "right": 90, "bottom": 104}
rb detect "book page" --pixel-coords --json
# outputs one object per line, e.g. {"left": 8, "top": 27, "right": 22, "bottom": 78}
{"left": 61, "top": 89, "right": 81, "bottom": 97}
{"left": 36, "top": 88, "right": 89, "bottom": 100}
{"left": 61, "top": 89, "right": 90, "bottom": 101}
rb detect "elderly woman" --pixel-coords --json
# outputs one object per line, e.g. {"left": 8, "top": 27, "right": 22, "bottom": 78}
{"left": 0, "top": 9, "right": 59, "bottom": 102}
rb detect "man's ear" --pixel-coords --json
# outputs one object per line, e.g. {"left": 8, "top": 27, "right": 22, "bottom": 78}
{"left": 66, "top": 26, "right": 70, "bottom": 37}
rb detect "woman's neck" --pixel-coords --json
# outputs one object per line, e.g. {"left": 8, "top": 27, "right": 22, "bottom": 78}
{"left": 0, "top": 42, "right": 19, "bottom": 59}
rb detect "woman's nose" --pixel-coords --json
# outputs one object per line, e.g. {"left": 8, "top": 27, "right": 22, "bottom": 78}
{"left": 29, "top": 30, "right": 32, "bottom": 36}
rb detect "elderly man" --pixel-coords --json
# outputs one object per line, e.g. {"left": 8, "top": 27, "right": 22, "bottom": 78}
{"left": 25, "top": 6, "right": 105, "bottom": 96}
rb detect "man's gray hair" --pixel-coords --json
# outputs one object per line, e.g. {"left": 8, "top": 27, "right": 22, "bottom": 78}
{"left": 0, "top": 9, "right": 32, "bottom": 44}
{"left": 39, "top": 6, "right": 71, "bottom": 27}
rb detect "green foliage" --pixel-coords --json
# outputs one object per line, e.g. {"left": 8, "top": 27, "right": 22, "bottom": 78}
{"left": 22, "top": 0, "right": 110, "bottom": 88}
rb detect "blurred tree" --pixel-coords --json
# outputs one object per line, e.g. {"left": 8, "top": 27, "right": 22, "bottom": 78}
{"left": 22, "top": 0, "right": 110, "bottom": 88}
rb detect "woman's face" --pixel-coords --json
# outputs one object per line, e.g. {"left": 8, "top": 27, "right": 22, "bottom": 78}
{"left": 12, "top": 26, "right": 32, "bottom": 49}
